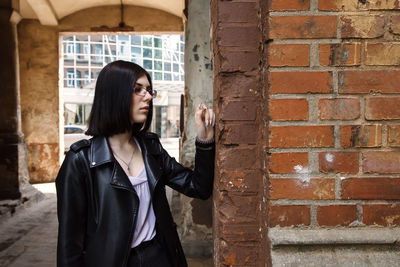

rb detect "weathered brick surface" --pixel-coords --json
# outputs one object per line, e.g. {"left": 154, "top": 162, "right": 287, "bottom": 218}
{"left": 338, "top": 71, "right": 400, "bottom": 94}
{"left": 341, "top": 15, "right": 385, "bottom": 38}
{"left": 219, "top": 74, "right": 259, "bottom": 98}
{"left": 365, "top": 43, "right": 400, "bottom": 66}
{"left": 388, "top": 125, "right": 400, "bottom": 147}
{"left": 219, "top": 170, "right": 262, "bottom": 193}
{"left": 319, "top": 43, "right": 361, "bottom": 66}
{"left": 269, "top": 44, "right": 310, "bottom": 67}
{"left": 219, "top": 26, "right": 260, "bottom": 48}
{"left": 363, "top": 204, "right": 400, "bottom": 226}
{"left": 391, "top": 15, "right": 400, "bottom": 34}
{"left": 269, "top": 152, "right": 308, "bottom": 174}
{"left": 219, "top": 147, "right": 261, "bottom": 171}
{"left": 365, "top": 97, "right": 400, "bottom": 120}
{"left": 218, "top": 192, "right": 259, "bottom": 223}
{"left": 319, "top": 98, "right": 360, "bottom": 120}
{"left": 269, "top": 16, "right": 337, "bottom": 39}
{"left": 319, "top": 0, "right": 358, "bottom": 11}
{"left": 220, "top": 50, "right": 259, "bottom": 72}
{"left": 270, "top": 126, "right": 334, "bottom": 148}
{"left": 270, "top": 0, "right": 310, "bottom": 11}
{"left": 219, "top": 242, "right": 259, "bottom": 266}
{"left": 220, "top": 224, "right": 260, "bottom": 242}
{"left": 221, "top": 100, "right": 257, "bottom": 121}
{"left": 319, "top": 152, "right": 359, "bottom": 174}
{"left": 269, "top": 205, "right": 310, "bottom": 227}
{"left": 218, "top": 2, "right": 258, "bottom": 23}
{"left": 362, "top": 151, "right": 400, "bottom": 174}
{"left": 270, "top": 71, "right": 332, "bottom": 94}
{"left": 270, "top": 178, "right": 335, "bottom": 200}
{"left": 220, "top": 123, "right": 257, "bottom": 144}
{"left": 340, "top": 125, "right": 382, "bottom": 148}
{"left": 317, "top": 205, "right": 357, "bottom": 226}
{"left": 269, "top": 99, "right": 308, "bottom": 121}
{"left": 342, "top": 178, "right": 400, "bottom": 199}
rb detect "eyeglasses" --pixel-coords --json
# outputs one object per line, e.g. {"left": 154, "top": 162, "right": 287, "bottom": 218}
{"left": 133, "top": 87, "right": 157, "bottom": 97}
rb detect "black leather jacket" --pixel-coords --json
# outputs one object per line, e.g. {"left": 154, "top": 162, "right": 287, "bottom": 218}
{"left": 56, "top": 132, "right": 215, "bottom": 267}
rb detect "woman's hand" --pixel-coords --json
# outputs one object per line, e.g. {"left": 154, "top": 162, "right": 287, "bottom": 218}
{"left": 195, "top": 103, "right": 215, "bottom": 142}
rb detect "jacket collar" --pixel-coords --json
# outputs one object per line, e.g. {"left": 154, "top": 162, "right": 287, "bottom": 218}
{"left": 88, "top": 135, "right": 161, "bottom": 195}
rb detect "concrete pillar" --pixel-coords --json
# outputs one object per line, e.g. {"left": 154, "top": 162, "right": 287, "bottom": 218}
{"left": 0, "top": 3, "right": 22, "bottom": 200}
{"left": 178, "top": 0, "right": 213, "bottom": 258}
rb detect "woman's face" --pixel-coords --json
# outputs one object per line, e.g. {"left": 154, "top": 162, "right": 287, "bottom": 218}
{"left": 131, "top": 75, "right": 153, "bottom": 124}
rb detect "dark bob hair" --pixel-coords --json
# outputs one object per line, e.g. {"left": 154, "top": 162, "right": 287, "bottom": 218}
{"left": 86, "top": 60, "right": 153, "bottom": 137}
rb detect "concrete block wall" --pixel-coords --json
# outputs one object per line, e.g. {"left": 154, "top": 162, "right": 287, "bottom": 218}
{"left": 268, "top": 0, "right": 400, "bottom": 230}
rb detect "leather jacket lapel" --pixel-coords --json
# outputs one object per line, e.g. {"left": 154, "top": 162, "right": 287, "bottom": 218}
{"left": 89, "top": 136, "right": 134, "bottom": 192}
{"left": 137, "top": 135, "right": 162, "bottom": 197}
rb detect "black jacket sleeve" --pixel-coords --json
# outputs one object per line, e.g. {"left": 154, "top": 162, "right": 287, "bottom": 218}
{"left": 161, "top": 139, "right": 215, "bottom": 200}
{"left": 55, "top": 151, "right": 88, "bottom": 267}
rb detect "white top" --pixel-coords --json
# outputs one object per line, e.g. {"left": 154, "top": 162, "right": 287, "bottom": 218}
{"left": 127, "top": 138, "right": 156, "bottom": 248}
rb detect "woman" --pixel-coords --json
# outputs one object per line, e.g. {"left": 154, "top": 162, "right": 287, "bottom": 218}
{"left": 56, "top": 60, "right": 215, "bottom": 267}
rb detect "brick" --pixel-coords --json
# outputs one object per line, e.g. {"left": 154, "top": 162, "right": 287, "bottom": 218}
{"left": 269, "top": 16, "right": 337, "bottom": 39}
{"left": 269, "top": 152, "right": 308, "bottom": 174}
{"left": 220, "top": 50, "right": 259, "bottom": 72}
{"left": 319, "top": 43, "right": 361, "bottom": 66}
{"left": 270, "top": 178, "right": 335, "bottom": 200}
{"left": 219, "top": 170, "right": 262, "bottom": 193}
{"left": 363, "top": 204, "right": 400, "bottom": 226}
{"left": 219, "top": 242, "right": 258, "bottom": 266}
{"left": 368, "top": 0, "right": 400, "bottom": 10}
{"left": 340, "top": 125, "right": 382, "bottom": 148}
{"left": 219, "top": 147, "right": 260, "bottom": 171}
{"left": 271, "top": 0, "right": 310, "bottom": 11}
{"left": 317, "top": 205, "right": 357, "bottom": 226}
{"left": 319, "top": 152, "right": 359, "bottom": 174}
{"left": 269, "top": 205, "right": 310, "bottom": 227}
{"left": 391, "top": 15, "right": 400, "bottom": 34}
{"left": 319, "top": 98, "right": 360, "bottom": 120}
{"left": 269, "top": 99, "right": 308, "bottom": 121}
{"left": 219, "top": 74, "right": 259, "bottom": 98}
{"left": 221, "top": 100, "right": 257, "bottom": 121}
{"left": 269, "top": 44, "right": 310, "bottom": 67}
{"left": 220, "top": 224, "right": 260, "bottom": 242}
{"left": 270, "top": 126, "right": 334, "bottom": 148}
{"left": 365, "top": 97, "right": 400, "bottom": 120}
{"left": 342, "top": 178, "right": 400, "bottom": 199}
{"left": 218, "top": 192, "right": 259, "bottom": 223}
{"left": 388, "top": 125, "right": 400, "bottom": 147}
{"left": 218, "top": 2, "right": 258, "bottom": 23}
{"left": 270, "top": 72, "right": 332, "bottom": 94}
{"left": 365, "top": 43, "right": 400, "bottom": 66}
{"left": 221, "top": 123, "right": 257, "bottom": 144}
{"left": 362, "top": 151, "right": 400, "bottom": 174}
{"left": 219, "top": 26, "right": 260, "bottom": 48}
{"left": 338, "top": 71, "right": 400, "bottom": 94}
{"left": 319, "top": 0, "right": 359, "bottom": 11}
{"left": 341, "top": 15, "right": 385, "bottom": 38}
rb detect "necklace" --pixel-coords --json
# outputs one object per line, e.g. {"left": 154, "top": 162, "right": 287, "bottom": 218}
{"left": 114, "top": 146, "right": 135, "bottom": 172}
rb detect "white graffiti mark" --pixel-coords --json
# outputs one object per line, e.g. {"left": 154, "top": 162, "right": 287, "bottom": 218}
{"left": 294, "top": 165, "right": 310, "bottom": 185}
{"left": 325, "top": 153, "right": 334, "bottom": 163}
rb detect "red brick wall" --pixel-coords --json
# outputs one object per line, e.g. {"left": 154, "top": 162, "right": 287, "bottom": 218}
{"left": 268, "top": 0, "right": 400, "bottom": 231}
{"left": 212, "top": 0, "right": 400, "bottom": 266}
{"left": 211, "top": 0, "right": 269, "bottom": 265}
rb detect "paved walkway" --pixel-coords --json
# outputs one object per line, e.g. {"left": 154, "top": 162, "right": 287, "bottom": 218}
{"left": 0, "top": 183, "right": 211, "bottom": 267}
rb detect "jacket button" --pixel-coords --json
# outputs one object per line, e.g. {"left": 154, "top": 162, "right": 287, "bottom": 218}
{"left": 91, "top": 162, "right": 96, "bottom": 166}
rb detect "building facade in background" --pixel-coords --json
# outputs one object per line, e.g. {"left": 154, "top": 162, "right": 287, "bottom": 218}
{"left": 61, "top": 34, "right": 184, "bottom": 139}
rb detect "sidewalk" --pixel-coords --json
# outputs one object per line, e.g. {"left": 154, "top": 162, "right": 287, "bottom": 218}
{"left": 0, "top": 183, "right": 212, "bottom": 267}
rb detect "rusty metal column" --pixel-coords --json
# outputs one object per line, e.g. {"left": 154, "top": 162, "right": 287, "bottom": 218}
{"left": 211, "top": 0, "right": 270, "bottom": 266}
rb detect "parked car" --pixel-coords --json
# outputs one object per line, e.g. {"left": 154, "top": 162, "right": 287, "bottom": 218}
{"left": 64, "top": 125, "right": 90, "bottom": 152}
